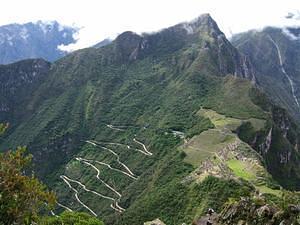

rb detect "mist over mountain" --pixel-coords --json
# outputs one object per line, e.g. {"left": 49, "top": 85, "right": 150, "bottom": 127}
{"left": 0, "top": 21, "right": 78, "bottom": 64}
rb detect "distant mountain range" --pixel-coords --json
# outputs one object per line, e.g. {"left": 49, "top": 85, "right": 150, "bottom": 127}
{"left": 0, "top": 21, "right": 78, "bottom": 64}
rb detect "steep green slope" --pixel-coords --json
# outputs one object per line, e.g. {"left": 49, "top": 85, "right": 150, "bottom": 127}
{"left": 1, "top": 14, "right": 300, "bottom": 225}
{"left": 0, "top": 59, "right": 50, "bottom": 123}
{"left": 232, "top": 27, "right": 300, "bottom": 122}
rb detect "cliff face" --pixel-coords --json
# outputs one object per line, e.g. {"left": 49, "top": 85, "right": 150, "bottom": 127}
{"left": 232, "top": 27, "right": 300, "bottom": 122}
{"left": 217, "top": 197, "right": 300, "bottom": 225}
{"left": 110, "top": 14, "right": 256, "bottom": 81}
{"left": 0, "top": 58, "right": 50, "bottom": 122}
{"left": 237, "top": 91, "right": 300, "bottom": 190}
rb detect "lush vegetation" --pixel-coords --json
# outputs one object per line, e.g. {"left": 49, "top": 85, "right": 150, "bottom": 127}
{"left": 0, "top": 123, "right": 8, "bottom": 135}
{"left": 0, "top": 132, "right": 55, "bottom": 224}
{"left": 1, "top": 15, "right": 300, "bottom": 225}
{"left": 40, "top": 211, "right": 105, "bottom": 225}
{"left": 0, "top": 124, "right": 104, "bottom": 224}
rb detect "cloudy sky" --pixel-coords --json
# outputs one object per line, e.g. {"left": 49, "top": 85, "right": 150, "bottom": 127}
{"left": 1, "top": 0, "right": 299, "bottom": 50}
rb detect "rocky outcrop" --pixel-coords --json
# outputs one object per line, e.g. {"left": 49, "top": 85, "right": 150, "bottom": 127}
{"left": 114, "top": 31, "right": 143, "bottom": 62}
{"left": 144, "top": 218, "right": 166, "bottom": 225}
{"left": 259, "top": 127, "right": 272, "bottom": 155}
{"left": 218, "top": 198, "right": 300, "bottom": 225}
{"left": 111, "top": 14, "right": 256, "bottom": 82}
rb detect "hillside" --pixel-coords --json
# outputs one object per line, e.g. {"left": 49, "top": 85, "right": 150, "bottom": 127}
{"left": 0, "top": 21, "right": 77, "bottom": 64}
{"left": 0, "top": 58, "right": 50, "bottom": 123}
{"left": 231, "top": 27, "right": 300, "bottom": 122}
{"left": 0, "top": 14, "right": 300, "bottom": 224}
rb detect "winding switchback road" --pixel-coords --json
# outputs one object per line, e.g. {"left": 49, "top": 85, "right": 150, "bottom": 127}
{"left": 133, "top": 138, "right": 153, "bottom": 156}
{"left": 94, "top": 141, "right": 152, "bottom": 156}
{"left": 111, "top": 202, "right": 125, "bottom": 212}
{"left": 106, "top": 124, "right": 126, "bottom": 131}
{"left": 56, "top": 201, "right": 73, "bottom": 212}
{"left": 86, "top": 140, "right": 136, "bottom": 176}
{"left": 105, "top": 123, "right": 152, "bottom": 156}
{"left": 58, "top": 124, "right": 152, "bottom": 215}
{"left": 60, "top": 175, "right": 98, "bottom": 217}
{"left": 61, "top": 175, "right": 115, "bottom": 201}
{"left": 77, "top": 157, "right": 138, "bottom": 180}
{"left": 76, "top": 157, "right": 122, "bottom": 197}
{"left": 60, "top": 175, "right": 125, "bottom": 213}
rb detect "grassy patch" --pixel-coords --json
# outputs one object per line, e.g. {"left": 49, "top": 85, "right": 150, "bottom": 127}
{"left": 247, "top": 118, "right": 266, "bottom": 131}
{"left": 227, "top": 159, "right": 256, "bottom": 180}
{"left": 182, "top": 129, "right": 237, "bottom": 166}
{"left": 198, "top": 108, "right": 242, "bottom": 131}
{"left": 256, "top": 185, "right": 281, "bottom": 197}
{"left": 198, "top": 108, "right": 265, "bottom": 132}
{"left": 203, "top": 76, "right": 266, "bottom": 119}
{"left": 227, "top": 159, "right": 282, "bottom": 197}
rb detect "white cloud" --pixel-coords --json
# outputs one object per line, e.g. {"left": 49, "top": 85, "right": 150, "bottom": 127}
{"left": 0, "top": 0, "right": 299, "bottom": 50}
{"left": 282, "top": 28, "right": 300, "bottom": 41}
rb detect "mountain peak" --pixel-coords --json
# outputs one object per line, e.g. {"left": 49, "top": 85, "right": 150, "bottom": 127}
{"left": 110, "top": 13, "right": 253, "bottom": 80}
{"left": 192, "top": 13, "right": 215, "bottom": 25}
{"left": 180, "top": 13, "right": 223, "bottom": 37}
{"left": 114, "top": 31, "right": 142, "bottom": 61}
{"left": 115, "top": 31, "right": 141, "bottom": 44}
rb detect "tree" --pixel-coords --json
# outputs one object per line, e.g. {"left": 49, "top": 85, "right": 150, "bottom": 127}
{"left": 0, "top": 123, "right": 8, "bottom": 135}
{"left": 39, "top": 211, "right": 105, "bottom": 225}
{"left": 0, "top": 125, "right": 56, "bottom": 224}
{"left": 0, "top": 124, "right": 104, "bottom": 224}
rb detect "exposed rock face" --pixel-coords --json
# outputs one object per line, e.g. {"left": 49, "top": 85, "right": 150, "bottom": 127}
{"left": 232, "top": 27, "right": 300, "bottom": 122}
{"left": 235, "top": 100, "right": 300, "bottom": 189}
{"left": 259, "top": 127, "right": 272, "bottom": 154}
{"left": 114, "top": 31, "right": 143, "bottom": 62}
{"left": 218, "top": 198, "right": 299, "bottom": 225}
{"left": 0, "top": 58, "right": 50, "bottom": 121}
{"left": 193, "top": 213, "right": 218, "bottom": 225}
{"left": 144, "top": 218, "right": 166, "bottom": 225}
{"left": 111, "top": 14, "right": 255, "bottom": 81}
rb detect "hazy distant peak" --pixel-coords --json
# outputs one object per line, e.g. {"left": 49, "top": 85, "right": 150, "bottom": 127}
{"left": 0, "top": 21, "right": 78, "bottom": 64}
